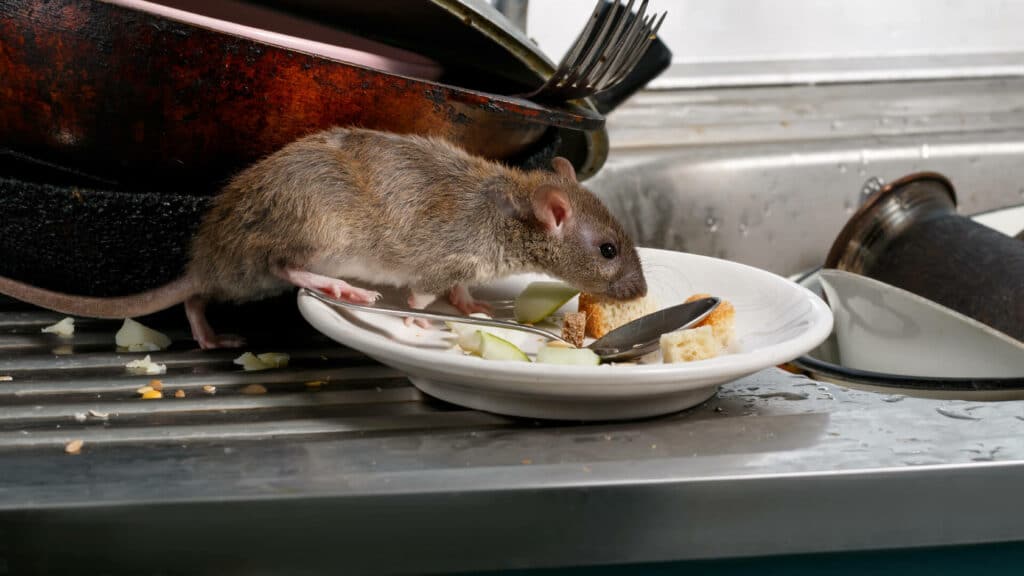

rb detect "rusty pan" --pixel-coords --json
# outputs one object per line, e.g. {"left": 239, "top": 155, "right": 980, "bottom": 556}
{"left": 0, "top": 0, "right": 603, "bottom": 194}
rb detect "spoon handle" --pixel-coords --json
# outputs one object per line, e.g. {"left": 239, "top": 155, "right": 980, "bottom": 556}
{"left": 301, "top": 289, "right": 571, "bottom": 344}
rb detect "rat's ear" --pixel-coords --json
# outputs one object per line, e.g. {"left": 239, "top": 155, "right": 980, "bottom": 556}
{"left": 551, "top": 157, "right": 577, "bottom": 182}
{"left": 532, "top": 185, "right": 572, "bottom": 236}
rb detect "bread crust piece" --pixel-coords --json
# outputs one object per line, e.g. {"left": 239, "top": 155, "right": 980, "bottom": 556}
{"left": 561, "top": 312, "right": 587, "bottom": 347}
{"left": 578, "top": 293, "right": 658, "bottom": 338}
{"left": 685, "top": 293, "right": 735, "bottom": 347}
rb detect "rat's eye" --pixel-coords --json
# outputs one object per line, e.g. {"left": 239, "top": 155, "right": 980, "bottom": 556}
{"left": 600, "top": 243, "right": 618, "bottom": 259}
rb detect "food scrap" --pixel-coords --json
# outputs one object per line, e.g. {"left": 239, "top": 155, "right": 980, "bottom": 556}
{"left": 125, "top": 355, "right": 166, "bottom": 375}
{"left": 305, "top": 380, "right": 327, "bottom": 388}
{"left": 64, "top": 439, "right": 84, "bottom": 455}
{"left": 115, "top": 318, "right": 171, "bottom": 351}
{"left": 578, "top": 292, "right": 658, "bottom": 339}
{"left": 141, "top": 389, "right": 163, "bottom": 400}
{"left": 241, "top": 383, "right": 268, "bottom": 395}
{"left": 0, "top": 375, "right": 12, "bottom": 382}
{"left": 88, "top": 410, "right": 109, "bottom": 420}
{"left": 202, "top": 385, "right": 217, "bottom": 395}
{"left": 42, "top": 317, "right": 75, "bottom": 337}
{"left": 149, "top": 379, "right": 163, "bottom": 391}
{"left": 174, "top": 389, "right": 186, "bottom": 399}
{"left": 233, "top": 352, "right": 290, "bottom": 371}
{"left": 560, "top": 312, "right": 586, "bottom": 348}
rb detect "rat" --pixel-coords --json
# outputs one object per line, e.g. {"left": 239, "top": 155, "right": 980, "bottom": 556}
{"left": 0, "top": 127, "right": 647, "bottom": 349}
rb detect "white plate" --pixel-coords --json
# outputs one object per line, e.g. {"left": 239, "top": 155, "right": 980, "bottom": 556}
{"left": 818, "top": 269, "right": 1024, "bottom": 378}
{"left": 297, "top": 248, "right": 833, "bottom": 421}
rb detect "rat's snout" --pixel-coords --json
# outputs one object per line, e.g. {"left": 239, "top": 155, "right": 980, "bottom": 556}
{"left": 607, "top": 272, "right": 647, "bottom": 300}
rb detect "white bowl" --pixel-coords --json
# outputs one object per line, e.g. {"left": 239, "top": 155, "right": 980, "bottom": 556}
{"left": 297, "top": 248, "right": 833, "bottom": 421}
{"left": 818, "top": 269, "right": 1024, "bottom": 379}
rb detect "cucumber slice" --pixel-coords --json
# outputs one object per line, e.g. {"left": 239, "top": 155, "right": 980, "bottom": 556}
{"left": 536, "top": 345, "right": 601, "bottom": 366}
{"left": 514, "top": 282, "right": 579, "bottom": 323}
{"left": 446, "top": 313, "right": 528, "bottom": 353}
{"left": 478, "top": 331, "right": 530, "bottom": 362}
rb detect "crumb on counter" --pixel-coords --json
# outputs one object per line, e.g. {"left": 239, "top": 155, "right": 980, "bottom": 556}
{"left": 64, "top": 439, "right": 84, "bottom": 455}
{"left": 125, "top": 355, "right": 166, "bottom": 375}
{"left": 202, "top": 385, "right": 217, "bottom": 395}
{"left": 174, "top": 389, "right": 186, "bottom": 399}
{"left": 42, "top": 317, "right": 75, "bottom": 337}
{"left": 241, "top": 384, "right": 268, "bottom": 395}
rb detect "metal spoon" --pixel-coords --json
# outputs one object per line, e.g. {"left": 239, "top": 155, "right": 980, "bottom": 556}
{"left": 302, "top": 288, "right": 720, "bottom": 362}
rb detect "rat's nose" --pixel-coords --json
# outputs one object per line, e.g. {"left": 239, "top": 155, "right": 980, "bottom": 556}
{"left": 608, "top": 273, "right": 647, "bottom": 300}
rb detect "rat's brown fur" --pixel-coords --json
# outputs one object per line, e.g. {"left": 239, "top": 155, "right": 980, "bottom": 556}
{"left": 0, "top": 127, "right": 646, "bottom": 347}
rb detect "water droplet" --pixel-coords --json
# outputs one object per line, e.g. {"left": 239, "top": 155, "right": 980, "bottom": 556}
{"left": 861, "top": 176, "right": 885, "bottom": 197}
{"left": 705, "top": 216, "right": 719, "bottom": 233}
{"left": 883, "top": 395, "right": 905, "bottom": 403}
{"left": 738, "top": 221, "right": 749, "bottom": 237}
{"left": 837, "top": 163, "right": 848, "bottom": 174}
{"left": 830, "top": 120, "right": 844, "bottom": 131}
{"left": 859, "top": 149, "right": 870, "bottom": 166}
{"left": 919, "top": 144, "right": 930, "bottom": 159}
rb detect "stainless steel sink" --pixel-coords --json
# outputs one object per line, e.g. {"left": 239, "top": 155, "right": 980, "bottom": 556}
{"left": 589, "top": 77, "right": 1024, "bottom": 276}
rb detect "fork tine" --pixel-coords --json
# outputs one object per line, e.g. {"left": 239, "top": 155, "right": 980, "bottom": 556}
{"left": 544, "top": 0, "right": 610, "bottom": 88}
{"left": 607, "top": 11, "right": 665, "bottom": 87}
{"left": 598, "top": 10, "right": 651, "bottom": 88}
{"left": 583, "top": 0, "right": 637, "bottom": 88}
{"left": 560, "top": 0, "right": 623, "bottom": 88}
{"left": 555, "top": 0, "right": 610, "bottom": 76}
{"left": 592, "top": 0, "right": 648, "bottom": 89}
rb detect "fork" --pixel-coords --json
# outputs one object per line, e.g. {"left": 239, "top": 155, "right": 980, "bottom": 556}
{"left": 521, "top": 0, "right": 666, "bottom": 102}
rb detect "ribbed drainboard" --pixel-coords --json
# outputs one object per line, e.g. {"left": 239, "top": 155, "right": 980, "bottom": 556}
{"left": 0, "top": 296, "right": 512, "bottom": 452}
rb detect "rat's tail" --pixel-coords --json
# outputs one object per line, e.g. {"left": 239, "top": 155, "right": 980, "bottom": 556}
{"left": 0, "top": 275, "right": 197, "bottom": 319}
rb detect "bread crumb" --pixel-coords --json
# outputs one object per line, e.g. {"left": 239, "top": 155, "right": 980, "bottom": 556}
{"left": 305, "top": 380, "right": 327, "bottom": 388}
{"left": 202, "top": 385, "right": 217, "bottom": 395}
{"left": 88, "top": 410, "right": 109, "bottom": 420}
{"left": 241, "top": 384, "right": 267, "bottom": 395}
{"left": 660, "top": 326, "right": 720, "bottom": 363}
{"left": 125, "top": 355, "right": 166, "bottom": 375}
{"left": 141, "top": 389, "right": 163, "bottom": 400}
{"left": 0, "top": 375, "right": 12, "bottom": 382}
{"left": 73, "top": 412, "right": 87, "bottom": 423}
{"left": 174, "top": 389, "right": 186, "bottom": 399}
{"left": 65, "top": 439, "right": 84, "bottom": 455}
{"left": 578, "top": 293, "right": 658, "bottom": 338}
{"left": 135, "top": 385, "right": 154, "bottom": 395}
{"left": 149, "top": 379, "right": 163, "bottom": 391}
{"left": 685, "top": 293, "right": 736, "bottom": 347}
{"left": 42, "top": 317, "right": 75, "bottom": 337}
{"left": 560, "top": 312, "right": 586, "bottom": 347}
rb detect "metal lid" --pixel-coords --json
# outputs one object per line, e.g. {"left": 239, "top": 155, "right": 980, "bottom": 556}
{"left": 824, "top": 172, "right": 958, "bottom": 274}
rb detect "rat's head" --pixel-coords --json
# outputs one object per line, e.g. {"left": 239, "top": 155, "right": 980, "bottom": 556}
{"left": 526, "top": 157, "right": 646, "bottom": 300}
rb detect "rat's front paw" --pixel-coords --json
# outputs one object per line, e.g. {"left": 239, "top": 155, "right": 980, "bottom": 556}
{"left": 448, "top": 285, "right": 492, "bottom": 315}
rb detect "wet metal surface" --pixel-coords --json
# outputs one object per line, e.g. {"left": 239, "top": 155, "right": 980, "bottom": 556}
{"left": 591, "top": 78, "right": 1024, "bottom": 276}
{"left": 1, "top": 296, "right": 1024, "bottom": 574}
